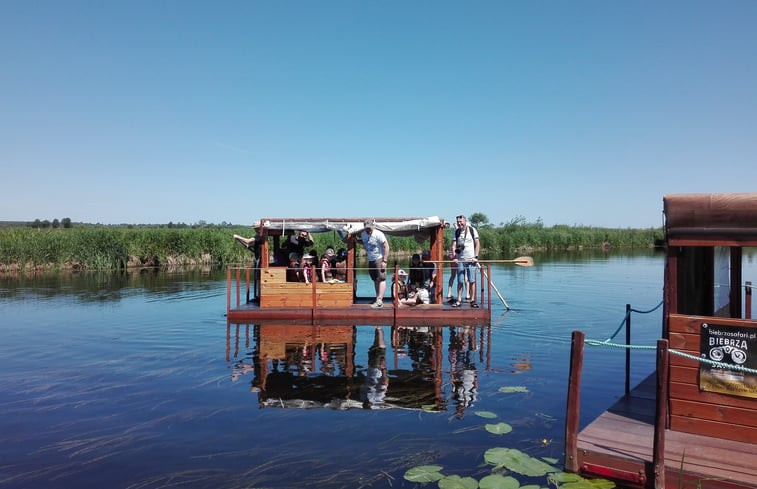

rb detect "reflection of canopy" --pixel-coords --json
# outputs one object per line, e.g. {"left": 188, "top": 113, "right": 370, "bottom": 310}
{"left": 253, "top": 216, "right": 444, "bottom": 240}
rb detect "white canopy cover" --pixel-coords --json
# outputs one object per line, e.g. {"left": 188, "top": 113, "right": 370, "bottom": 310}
{"left": 253, "top": 216, "right": 445, "bottom": 240}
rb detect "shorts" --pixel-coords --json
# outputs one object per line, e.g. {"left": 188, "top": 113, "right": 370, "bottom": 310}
{"left": 368, "top": 260, "right": 387, "bottom": 282}
{"left": 456, "top": 261, "right": 477, "bottom": 283}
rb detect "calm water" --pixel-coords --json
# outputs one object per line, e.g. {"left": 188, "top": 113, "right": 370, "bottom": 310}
{"left": 0, "top": 251, "right": 671, "bottom": 488}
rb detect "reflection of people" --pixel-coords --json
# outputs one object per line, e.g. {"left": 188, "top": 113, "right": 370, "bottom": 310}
{"left": 448, "top": 326, "right": 478, "bottom": 417}
{"left": 360, "top": 220, "right": 390, "bottom": 308}
{"left": 450, "top": 215, "right": 480, "bottom": 308}
{"left": 361, "top": 327, "right": 388, "bottom": 409}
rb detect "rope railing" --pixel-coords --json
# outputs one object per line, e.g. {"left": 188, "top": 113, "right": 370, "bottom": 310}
{"left": 585, "top": 338, "right": 757, "bottom": 375}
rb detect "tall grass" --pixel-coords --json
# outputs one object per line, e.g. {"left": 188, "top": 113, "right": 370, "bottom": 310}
{"left": 0, "top": 223, "right": 663, "bottom": 272}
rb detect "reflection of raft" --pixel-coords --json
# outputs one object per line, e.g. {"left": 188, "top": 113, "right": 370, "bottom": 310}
{"left": 566, "top": 194, "right": 757, "bottom": 489}
{"left": 227, "top": 323, "right": 488, "bottom": 412}
{"left": 226, "top": 217, "right": 492, "bottom": 323}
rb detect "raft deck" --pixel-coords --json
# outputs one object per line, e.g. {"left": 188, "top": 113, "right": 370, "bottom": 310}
{"left": 575, "top": 374, "right": 757, "bottom": 489}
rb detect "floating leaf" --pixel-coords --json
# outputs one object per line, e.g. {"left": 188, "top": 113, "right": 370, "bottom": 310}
{"left": 498, "top": 386, "right": 529, "bottom": 393}
{"left": 548, "top": 473, "right": 615, "bottom": 489}
{"left": 548, "top": 472, "right": 583, "bottom": 483}
{"left": 484, "top": 447, "right": 556, "bottom": 477}
{"left": 542, "top": 457, "right": 558, "bottom": 465}
{"left": 485, "top": 422, "right": 513, "bottom": 435}
{"left": 404, "top": 465, "right": 445, "bottom": 483}
{"left": 519, "top": 485, "right": 543, "bottom": 489}
{"left": 475, "top": 410, "right": 498, "bottom": 419}
{"left": 480, "top": 473, "right": 520, "bottom": 489}
{"left": 438, "top": 474, "right": 479, "bottom": 489}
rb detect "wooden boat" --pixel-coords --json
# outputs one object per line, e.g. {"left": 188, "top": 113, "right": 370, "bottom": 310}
{"left": 565, "top": 193, "right": 757, "bottom": 489}
{"left": 226, "top": 216, "right": 494, "bottom": 323}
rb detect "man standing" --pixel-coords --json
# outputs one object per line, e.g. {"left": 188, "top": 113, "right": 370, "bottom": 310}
{"left": 450, "top": 215, "right": 480, "bottom": 308}
{"left": 360, "top": 219, "right": 390, "bottom": 308}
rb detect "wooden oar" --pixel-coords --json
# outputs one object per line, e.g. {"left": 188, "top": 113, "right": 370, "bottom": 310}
{"left": 480, "top": 256, "right": 534, "bottom": 267}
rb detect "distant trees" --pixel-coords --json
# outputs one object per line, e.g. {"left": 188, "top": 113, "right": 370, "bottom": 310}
{"left": 28, "top": 217, "right": 73, "bottom": 229}
{"left": 469, "top": 212, "right": 490, "bottom": 228}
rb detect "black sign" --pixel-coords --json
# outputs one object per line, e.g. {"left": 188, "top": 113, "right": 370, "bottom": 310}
{"left": 699, "top": 322, "right": 757, "bottom": 398}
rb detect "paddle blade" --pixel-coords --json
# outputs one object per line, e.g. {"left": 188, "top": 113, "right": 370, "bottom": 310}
{"left": 513, "top": 256, "right": 534, "bottom": 267}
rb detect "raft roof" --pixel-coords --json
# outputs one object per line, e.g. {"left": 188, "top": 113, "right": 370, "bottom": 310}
{"left": 253, "top": 216, "right": 446, "bottom": 238}
{"left": 664, "top": 193, "right": 757, "bottom": 245}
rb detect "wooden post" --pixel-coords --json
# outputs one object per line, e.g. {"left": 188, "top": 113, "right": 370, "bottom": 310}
{"left": 653, "top": 339, "right": 669, "bottom": 489}
{"left": 625, "top": 304, "right": 631, "bottom": 395}
{"left": 235, "top": 267, "right": 241, "bottom": 308}
{"left": 565, "top": 330, "right": 585, "bottom": 473}
{"left": 226, "top": 266, "right": 231, "bottom": 314}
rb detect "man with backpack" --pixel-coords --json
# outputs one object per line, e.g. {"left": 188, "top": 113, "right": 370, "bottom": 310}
{"left": 450, "top": 215, "right": 480, "bottom": 308}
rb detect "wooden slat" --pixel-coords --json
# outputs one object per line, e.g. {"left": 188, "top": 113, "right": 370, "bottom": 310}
{"left": 670, "top": 399, "right": 757, "bottom": 427}
{"left": 670, "top": 415, "right": 757, "bottom": 444}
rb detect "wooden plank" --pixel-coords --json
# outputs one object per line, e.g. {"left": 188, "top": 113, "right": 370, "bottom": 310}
{"left": 670, "top": 382, "right": 756, "bottom": 409}
{"left": 670, "top": 415, "right": 757, "bottom": 444}
{"left": 670, "top": 399, "right": 757, "bottom": 428}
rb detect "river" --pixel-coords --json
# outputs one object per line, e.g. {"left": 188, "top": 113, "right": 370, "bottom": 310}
{"left": 0, "top": 250, "right": 675, "bottom": 488}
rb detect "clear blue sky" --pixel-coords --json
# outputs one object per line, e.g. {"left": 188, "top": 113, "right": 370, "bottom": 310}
{"left": 2, "top": 1, "right": 756, "bottom": 228}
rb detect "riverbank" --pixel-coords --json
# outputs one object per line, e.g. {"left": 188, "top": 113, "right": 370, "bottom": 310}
{"left": 0, "top": 225, "right": 663, "bottom": 274}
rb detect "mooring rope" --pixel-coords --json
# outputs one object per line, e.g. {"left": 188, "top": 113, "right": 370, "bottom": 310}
{"left": 585, "top": 338, "right": 757, "bottom": 375}
{"left": 601, "top": 299, "right": 663, "bottom": 343}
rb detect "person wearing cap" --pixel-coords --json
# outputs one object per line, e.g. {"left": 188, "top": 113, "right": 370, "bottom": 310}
{"left": 299, "top": 253, "right": 314, "bottom": 284}
{"left": 360, "top": 219, "right": 390, "bottom": 308}
{"left": 393, "top": 269, "right": 408, "bottom": 302}
{"left": 320, "top": 246, "right": 336, "bottom": 282}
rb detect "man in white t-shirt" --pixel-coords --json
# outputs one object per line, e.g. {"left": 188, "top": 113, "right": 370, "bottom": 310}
{"left": 450, "top": 214, "right": 480, "bottom": 308}
{"left": 360, "top": 219, "right": 390, "bottom": 308}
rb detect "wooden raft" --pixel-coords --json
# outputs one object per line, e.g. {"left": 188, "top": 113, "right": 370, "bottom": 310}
{"left": 577, "top": 374, "right": 757, "bottom": 489}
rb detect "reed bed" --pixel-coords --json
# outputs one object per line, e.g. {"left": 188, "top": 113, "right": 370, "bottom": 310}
{"left": 0, "top": 224, "right": 663, "bottom": 273}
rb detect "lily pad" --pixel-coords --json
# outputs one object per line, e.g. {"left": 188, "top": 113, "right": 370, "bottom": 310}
{"left": 498, "top": 386, "right": 529, "bottom": 393}
{"left": 548, "top": 473, "right": 615, "bottom": 489}
{"left": 485, "top": 422, "right": 513, "bottom": 435}
{"left": 542, "top": 457, "right": 559, "bottom": 465}
{"left": 475, "top": 410, "right": 498, "bottom": 419}
{"left": 479, "top": 473, "right": 520, "bottom": 489}
{"left": 404, "top": 465, "right": 445, "bottom": 483}
{"left": 438, "top": 474, "right": 479, "bottom": 489}
{"left": 484, "top": 447, "right": 556, "bottom": 477}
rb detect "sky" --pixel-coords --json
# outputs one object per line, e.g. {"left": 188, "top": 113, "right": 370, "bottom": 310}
{"left": 2, "top": 1, "right": 756, "bottom": 228}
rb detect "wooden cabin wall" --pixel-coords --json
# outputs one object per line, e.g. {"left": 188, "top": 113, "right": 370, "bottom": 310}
{"left": 667, "top": 314, "right": 757, "bottom": 444}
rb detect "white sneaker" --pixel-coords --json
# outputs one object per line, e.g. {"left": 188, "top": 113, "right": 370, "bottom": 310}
{"left": 371, "top": 301, "right": 383, "bottom": 308}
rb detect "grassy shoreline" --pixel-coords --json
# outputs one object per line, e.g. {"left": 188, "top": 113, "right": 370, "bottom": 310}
{"left": 0, "top": 225, "right": 663, "bottom": 274}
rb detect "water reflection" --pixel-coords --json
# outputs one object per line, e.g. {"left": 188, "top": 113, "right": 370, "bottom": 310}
{"left": 226, "top": 323, "right": 491, "bottom": 413}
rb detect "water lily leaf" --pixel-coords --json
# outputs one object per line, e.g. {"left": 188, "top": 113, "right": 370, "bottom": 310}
{"left": 479, "top": 473, "right": 520, "bottom": 489}
{"left": 498, "top": 386, "right": 529, "bottom": 393}
{"left": 548, "top": 472, "right": 583, "bottom": 483}
{"left": 561, "top": 481, "right": 616, "bottom": 489}
{"left": 485, "top": 422, "right": 513, "bottom": 435}
{"left": 542, "top": 457, "right": 558, "bottom": 464}
{"left": 438, "top": 474, "right": 479, "bottom": 489}
{"left": 404, "top": 465, "right": 445, "bottom": 483}
{"left": 475, "top": 410, "right": 498, "bottom": 419}
{"left": 484, "top": 447, "right": 556, "bottom": 477}
{"left": 519, "top": 485, "right": 543, "bottom": 489}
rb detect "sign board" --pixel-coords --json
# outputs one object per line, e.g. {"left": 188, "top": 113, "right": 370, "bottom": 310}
{"left": 699, "top": 322, "right": 757, "bottom": 398}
